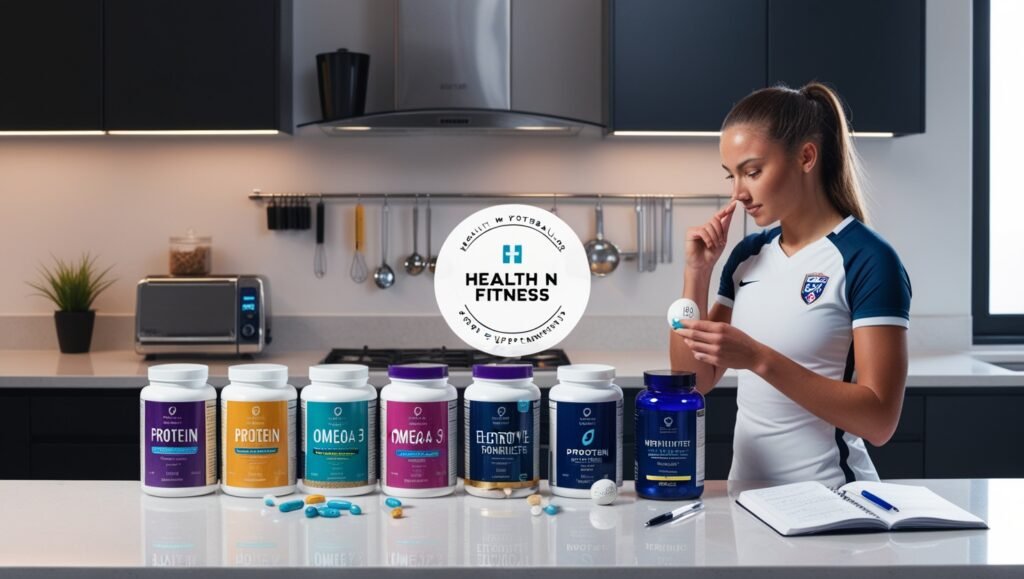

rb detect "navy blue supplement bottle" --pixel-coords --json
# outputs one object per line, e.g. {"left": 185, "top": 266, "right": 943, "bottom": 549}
{"left": 635, "top": 370, "right": 705, "bottom": 500}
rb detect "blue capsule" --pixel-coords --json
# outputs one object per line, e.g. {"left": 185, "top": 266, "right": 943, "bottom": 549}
{"left": 327, "top": 500, "right": 352, "bottom": 511}
{"left": 349, "top": 505, "right": 362, "bottom": 515}
{"left": 278, "top": 500, "right": 304, "bottom": 513}
{"left": 317, "top": 507, "right": 343, "bottom": 518}
{"left": 263, "top": 494, "right": 276, "bottom": 507}
{"left": 544, "top": 504, "right": 560, "bottom": 516}
{"left": 305, "top": 506, "right": 319, "bottom": 518}
{"left": 384, "top": 497, "right": 402, "bottom": 508}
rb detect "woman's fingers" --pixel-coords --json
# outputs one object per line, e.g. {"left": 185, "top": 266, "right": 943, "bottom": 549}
{"left": 706, "top": 219, "right": 726, "bottom": 247}
{"left": 674, "top": 327, "right": 722, "bottom": 344}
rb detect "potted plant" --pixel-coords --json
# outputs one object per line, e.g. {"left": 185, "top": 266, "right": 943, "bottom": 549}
{"left": 28, "top": 254, "right": 116, "bottom": 354}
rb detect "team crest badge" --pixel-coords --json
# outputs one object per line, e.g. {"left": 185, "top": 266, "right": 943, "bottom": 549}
{"left": 801, "top": 273, "right": 829, "bottom": 305}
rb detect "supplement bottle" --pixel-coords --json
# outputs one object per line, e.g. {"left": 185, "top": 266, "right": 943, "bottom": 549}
{"left": 140, "top": 364, "right": 218, "bottom": 497}
{"left": 464, "top": 364, "right": 540, "bottom": 499}
{"left": 380, "top": 363, "right": 457, "bottom": 498}
{"left": 221, "top": 364, "right": 297, "bottom": 497}
{"left": 549, "top": 364, "right": 623, "bottom": 498}
{"left": 635, "top": 370, "right": 705, "bottom": 500}
{"left": 299, "top": 364, "right": 377, "bottom": 496}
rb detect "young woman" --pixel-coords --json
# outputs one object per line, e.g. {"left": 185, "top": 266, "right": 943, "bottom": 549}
{"left": 671, "top": 83, "right": 911, "bottom": 486}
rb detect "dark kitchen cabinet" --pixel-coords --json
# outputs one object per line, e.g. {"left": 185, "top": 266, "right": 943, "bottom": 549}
{"left": 925, "top": 393, "right": 1024, "bottom": 478}
{"left": 104, "top": 0, "right": 291, "bottom": 132}
{"left": 608, "top": 0, "right": 925, "bottom": 135}
{"left": 767, "top": 0, "right": 925, "bottom": 135}
{"left": 609, "top": 0, "right": 767, "bottom": 132}
{"left": 0, "top": 395, "right": 31, "bottom": 478}
{"left": 0, "top": 1, "right": 104, "bottom": 131}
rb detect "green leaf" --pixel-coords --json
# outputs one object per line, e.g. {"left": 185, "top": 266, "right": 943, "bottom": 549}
{"left": 26, "top": 253, "right": 117, "bottom": 312}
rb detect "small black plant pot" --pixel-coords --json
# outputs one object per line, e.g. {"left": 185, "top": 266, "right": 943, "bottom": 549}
{"left": 54, "top": 310, "right": 95, "bottom": 354}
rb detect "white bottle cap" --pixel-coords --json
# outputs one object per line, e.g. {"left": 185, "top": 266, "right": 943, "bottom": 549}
{"left": 309, "top": 364, "right": 370, "bottom": 383}
{"left": 228, "top": 363, "right": 289, "bottom": 386}
{"left": 557, "top": 364, "right": 616, "bottom": 383}
{"left": 148, "top": 363, "right": 208, "bottom": 385}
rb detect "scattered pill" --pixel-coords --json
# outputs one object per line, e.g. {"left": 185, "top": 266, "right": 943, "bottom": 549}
{"left": 349, "top": 505, "right": 362, "bottom": 515}
{"left": 544, "top": 504, "right": 559, "bottom": 516}
{"left": 527, "top": 494, "right": 542, "bottom": 506}
{"left": 318, "top": 508, "right": 343, "bottom": 518}
{"left": 385, "top": 497, "right": 402, "bottom": 508}
{"left": 327, "top": 500, "right": 352, "bottom": 510}
{"left": 305, "top": 506, "right": 319, "bottom": 518}
{"left": 390, "top": 507, "right": 403, "bottom": 519}
{"left": 263, "top": 494, "right": 276, "bottom": 507}
{"left": 590, "top": 479, "right": 618, "bottom": 506}
{"left": 279, "top": 500, "right": 304, "bottom": 513}
{"left": 530, "top": 505, "right": 543, "bottom": 517}
{"left": 305, "top": 494, "right": 326, "bottom": 505}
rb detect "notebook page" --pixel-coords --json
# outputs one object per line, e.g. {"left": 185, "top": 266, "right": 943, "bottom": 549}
{"left": 741, "top": 481, "right": 875, "bottom": 533}
{"left": 842, "top": 481, "right": 987, "bottom": 528}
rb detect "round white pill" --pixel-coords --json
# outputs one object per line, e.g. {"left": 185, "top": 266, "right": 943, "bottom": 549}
{"left": 667, "top": 298, "right": 700, "bottom": 330}
{"left": 530, "top": 505, "right": 543, "bottom": 517}
{"left": 590, "top": 479, "right": 618, "bottom": 506}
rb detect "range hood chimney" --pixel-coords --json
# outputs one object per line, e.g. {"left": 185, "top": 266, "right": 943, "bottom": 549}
{"left": 321, "top": 0, "right": 601, "bottom": 135}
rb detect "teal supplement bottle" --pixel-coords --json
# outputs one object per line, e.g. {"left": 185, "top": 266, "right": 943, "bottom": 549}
{"left": 634, "top": 370, "right": 705, "bottom": 500}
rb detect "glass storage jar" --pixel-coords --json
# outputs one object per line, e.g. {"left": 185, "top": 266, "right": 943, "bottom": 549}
{"left": 169, "top": 230, "right": 212, "bottom": 276}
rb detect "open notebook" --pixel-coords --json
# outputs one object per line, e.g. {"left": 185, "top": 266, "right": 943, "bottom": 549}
{"left": 737, "top": 481, "right": 988, "bottom": 536}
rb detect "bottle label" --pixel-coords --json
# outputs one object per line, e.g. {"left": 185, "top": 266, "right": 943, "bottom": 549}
{"left": 465, "top": 399, "right": 539, "bottom": 488}
{"left": 222, "top": 399, "right": 296, "bottom": 488}
{"left": 141, "top": 399, "right": 216, "bottom": 488}
{"left": 636, "top": 407, "right": 705, "bottom": 487}
{"left": 550, "top": 399, "right": 622, "bottom": 489}
{"left": 382, "top": 400, "right": 457, "bottom": 489}
{"left": 301, "top": 399, "right": 377, "bottom": 488}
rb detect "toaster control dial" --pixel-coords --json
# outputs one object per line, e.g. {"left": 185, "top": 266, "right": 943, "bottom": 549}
{"left": 241, "top": 323, "right": 257, "bottom": 339}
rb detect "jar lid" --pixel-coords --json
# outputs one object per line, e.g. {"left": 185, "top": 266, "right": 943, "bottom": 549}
{"left": 644, "top": 370, "right": 696, "bottom": 389}
{"left": 472, "top": 363, "right": 533, "bottom": 380}
{"left": 388, "top": 363, "right": 448, "bottom": 381}
{"left": 148, "top": 363, "right": 208, "bottom": 384}
{"left": 557, "top": 364, "right": 616, "bottom": 382}
{"left": 228, "top": 363, "right": 288, "bottom": 386}
{"left": 309, "top": 364, "right": 369, "bottom": 383}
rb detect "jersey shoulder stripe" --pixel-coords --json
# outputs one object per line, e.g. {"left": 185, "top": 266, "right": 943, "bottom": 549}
{"left": 827, "top": 219, "right": 912, "bottom": 327}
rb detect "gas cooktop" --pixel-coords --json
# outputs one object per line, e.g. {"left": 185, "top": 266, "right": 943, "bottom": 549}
{"left": 322, "top": 347, "right": 570, "bottom": 370}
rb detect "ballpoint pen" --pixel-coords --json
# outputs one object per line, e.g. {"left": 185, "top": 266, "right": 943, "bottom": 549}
{"left": 644, "top": 501, "right": 705, "bottom": 527}
{"left": 861, "top": 490, "right": 900, "bottom": 512}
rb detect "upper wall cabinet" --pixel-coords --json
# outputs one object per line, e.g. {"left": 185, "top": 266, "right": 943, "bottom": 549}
{"left": 609, "top": 0, "right": 926, "bottom": 135}
{"left": 0, "top": 1, "right": 104, "bottom": 131}
{"left": 609, "top": 0, "right": 767, "bottom": 132}
{"left": 768, "top": 0, "right": 925, "bottom": 135}
{"left": 104, "top": 0, "right": 291, "bottom": 132}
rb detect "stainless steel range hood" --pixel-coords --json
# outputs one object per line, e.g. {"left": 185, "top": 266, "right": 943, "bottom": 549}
{"left": 321, "top": 0, "right": 601, "bottom": 136}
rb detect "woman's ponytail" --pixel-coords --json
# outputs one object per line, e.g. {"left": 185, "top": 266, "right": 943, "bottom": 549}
{"left": 722, "top": 82, "right": 868, "bottom": 223}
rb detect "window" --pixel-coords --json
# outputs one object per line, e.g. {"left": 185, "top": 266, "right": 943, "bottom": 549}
{"left": 973, "top": 0, "right": 1024, "bottom": 343}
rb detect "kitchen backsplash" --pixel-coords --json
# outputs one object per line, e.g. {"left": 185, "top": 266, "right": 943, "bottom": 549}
{"left": 0, "top": 0, "right": 971, "bottom": 351}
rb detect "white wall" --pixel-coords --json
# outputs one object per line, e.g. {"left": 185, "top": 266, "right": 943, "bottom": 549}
{"left": 0, "top": 1, "right": 972, "bottom": 349}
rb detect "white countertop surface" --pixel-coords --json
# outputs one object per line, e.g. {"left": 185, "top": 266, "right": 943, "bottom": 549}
{"left": 0, "top": 479, "right": 1016, "bottom": 577}
{"left": 0, "top": 349, "right": 1021, "bottom": 388}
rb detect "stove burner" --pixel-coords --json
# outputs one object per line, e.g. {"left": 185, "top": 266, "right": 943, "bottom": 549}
{"left": 322, "top": 347, "right": 570, "bottom": 370}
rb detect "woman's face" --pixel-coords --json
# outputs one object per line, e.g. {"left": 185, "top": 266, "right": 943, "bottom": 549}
{"left": 719, "top": 124, "right": 808, "bottom": 227}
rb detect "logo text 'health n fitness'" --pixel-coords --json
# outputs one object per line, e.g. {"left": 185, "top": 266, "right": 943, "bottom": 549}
{"left": 434, "top": 205, "right": 591, "bottom": 357}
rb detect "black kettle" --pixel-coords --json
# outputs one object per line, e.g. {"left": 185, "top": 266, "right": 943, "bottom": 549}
{"left": 316, "top": 48, "right": 370, "bottom": 121}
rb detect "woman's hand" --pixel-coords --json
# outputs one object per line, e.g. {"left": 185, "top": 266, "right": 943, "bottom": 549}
{"left": 673, "top": 319, "right": 768, "bottom": 372}
{"left": 684, "top": 201, "right": 737, "bottom": 273}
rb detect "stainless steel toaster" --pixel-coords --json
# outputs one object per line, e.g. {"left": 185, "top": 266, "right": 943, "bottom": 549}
{"left": 135, "top": 275, "right": 271, "bottom": 356}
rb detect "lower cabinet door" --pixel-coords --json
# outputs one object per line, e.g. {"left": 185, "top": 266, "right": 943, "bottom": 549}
{"left": 31, "top": 443, "right": 139, "bottom": 480}
{"left": 926, "top": 395, "right": 1024, "bottom": 478}
{"left": 867, "top": 442, "right": 924, "bottom": 479}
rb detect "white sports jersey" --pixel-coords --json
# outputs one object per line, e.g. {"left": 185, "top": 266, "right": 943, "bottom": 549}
{"left": 717, "top": 216, "right": 911, "bottom": 487}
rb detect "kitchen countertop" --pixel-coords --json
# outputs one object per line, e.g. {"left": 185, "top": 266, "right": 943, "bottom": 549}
{"left": 0, "top": 349, "right": 1021, "bottom": 389}
{"left": 0, "top": 479, "right": 1017, "bottom": 578}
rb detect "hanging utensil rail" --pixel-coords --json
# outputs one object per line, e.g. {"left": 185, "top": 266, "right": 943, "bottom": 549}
{"left": 248, "top": 189, "right": 729, "bottom": 204}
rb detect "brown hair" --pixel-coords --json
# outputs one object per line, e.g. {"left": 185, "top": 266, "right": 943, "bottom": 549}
{"left": 721, "top": 82, "right": 867, "bottom": 222}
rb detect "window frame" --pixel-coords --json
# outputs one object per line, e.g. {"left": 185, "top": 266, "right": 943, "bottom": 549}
{"left": 973, "top": 0, "right": 1024, "bottom": 343}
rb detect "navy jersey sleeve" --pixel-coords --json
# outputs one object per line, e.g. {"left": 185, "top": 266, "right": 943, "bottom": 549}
{"left": 831, "top": 224, "right": 912, "bottom": 328}
{"left": 717, "top": 229, "right": 778, "bottom": 308}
